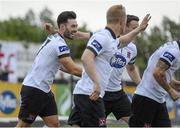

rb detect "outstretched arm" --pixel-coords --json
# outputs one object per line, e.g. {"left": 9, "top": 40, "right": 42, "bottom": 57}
{"left": 119, "top": 14, "right": 151, "bottom": 47}
{"left": 74, "top": 31, "right": 92, "bottom": 40}
{"left": 44, "top": 23, "right": 92, "bottom": 40}
{"left": 153, "top": 60, "right": 179, "bottom": 101}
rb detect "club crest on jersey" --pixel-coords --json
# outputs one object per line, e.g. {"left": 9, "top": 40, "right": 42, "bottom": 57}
{"left": 91, "top": 40, "right": 102, "bottom": 52}
{"left": 163, "top": 52, "right": 175, "bottom": 62}
{"left": 110, "top": 52, "right": 126, "bottom": 68}
{"left": 127, "top": 52, "right": 131, "bottom": 58}
{"left": 59, "top": 46, "right": 69, "bottom": 52}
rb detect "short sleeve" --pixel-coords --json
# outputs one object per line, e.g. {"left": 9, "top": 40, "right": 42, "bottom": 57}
{"left": 54, "top": 41, "right": 70, "bottom": 58}
{"left": 159, "top": 49, "right": 177, "bottom": 67}
{"left": 128, "top": 56, "right": 137, "bottom": 64}
{"left": 128, "top": 43, "right": 137, "bottom": 64}
{"left": 86, "top": 34, "right": 107, "bottom": 56}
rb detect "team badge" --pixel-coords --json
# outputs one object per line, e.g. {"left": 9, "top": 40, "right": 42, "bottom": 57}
{"left": 163, "top": 52, "right": 175, "bottom": 62}
{"left": 59, "top": 46, "right": 69, "bottom": 52}
{"left": 91, "top": 40, "right": 102, "bottom": 52}
{"left": 127, "top": 52, "right": 131, "bottom": 58}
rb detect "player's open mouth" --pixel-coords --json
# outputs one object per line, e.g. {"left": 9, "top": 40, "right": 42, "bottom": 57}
{"left": 71, "top": 33, "right": 75, "bottom": 37}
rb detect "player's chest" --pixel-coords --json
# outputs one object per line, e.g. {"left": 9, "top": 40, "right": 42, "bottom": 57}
{"left": 109, "top": 48, "right": 134, "bottom": 68}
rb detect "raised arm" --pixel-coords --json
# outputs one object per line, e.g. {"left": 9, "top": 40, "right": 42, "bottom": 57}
{"left": 74, "top": 31, "right": 92, "bottom": 40}
{"left": 44, "top": 23, "right": 92, "bottom": 40}
{"left": 119, "top": 14, "right": 151, "bottom": 47}
{"left": 44, "top": 23, "right": 58, "bottom": 34}
{"left": 153, "top": 60, "right": 179, "bottom": 101}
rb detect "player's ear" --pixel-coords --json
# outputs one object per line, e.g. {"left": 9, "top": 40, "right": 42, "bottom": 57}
{"left": 60, "top": 24, "right": 66, "bottom": 31}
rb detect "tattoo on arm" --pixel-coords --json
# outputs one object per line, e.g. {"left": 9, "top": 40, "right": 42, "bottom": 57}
{"left": 156, "top": 60, "right": 169, "bottom": 71}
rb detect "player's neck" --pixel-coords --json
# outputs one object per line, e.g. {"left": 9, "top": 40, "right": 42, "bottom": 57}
{"left": 58, "top": 30, "right": 65, "bottom": 39}
{"left": 106, "top": 24, "right": 120, "bottom": 38}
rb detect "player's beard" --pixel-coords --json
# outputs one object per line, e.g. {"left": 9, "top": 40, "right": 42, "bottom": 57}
{"left": 64, "top": 29, "right": 74, "bottom": 40}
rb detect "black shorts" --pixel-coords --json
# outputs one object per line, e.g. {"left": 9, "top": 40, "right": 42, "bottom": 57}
{"left": 103, "top": 90, "right": 131, "bottom": 120}
{"left": 18, "top": 85, "right": 58, "bottom": 124}
{"left": 129, "top": 94, "right": 171, "bottom": 127}
{"left": 68, "top": 94, "right": 106, "bottom": 127}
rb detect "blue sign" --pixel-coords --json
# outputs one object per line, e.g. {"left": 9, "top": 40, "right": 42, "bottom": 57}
{"left": 0, "top": 91, "right": 17, "bottom": 114}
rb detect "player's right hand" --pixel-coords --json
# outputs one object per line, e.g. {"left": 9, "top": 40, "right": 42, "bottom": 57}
{"left": 90, "top": 82, "right": 100, "bottom": 101}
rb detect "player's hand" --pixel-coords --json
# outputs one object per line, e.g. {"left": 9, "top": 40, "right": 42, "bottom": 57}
{"left": 170, "top": 80, "right": 180, "bottom": 92}
{"left": 44, "top": 23, "right": 55, "bottom": 34}
{"left": 137, "top": 14, "right": 151, "bottom": 32}
{"left": 168, "top": 88, "right": 180, "bottom": 101}
{"left": 90, "top": 82, "right": 100, "bottom": 101}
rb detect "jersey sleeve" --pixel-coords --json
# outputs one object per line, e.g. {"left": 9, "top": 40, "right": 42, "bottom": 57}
{"left": 159, "top": 49, "right": 178, "bottom": 67}
{"left": 54, "top": 41, "right": 70, "bottom": 58}
{"left": 128, "top": 43, "right": 137, "bottom": 64}
{"left": 86, "top": 34, "right": 107, "bottom": 56}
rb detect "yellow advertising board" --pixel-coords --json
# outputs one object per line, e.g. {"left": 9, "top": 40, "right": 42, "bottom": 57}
{"left": 0, "top": 82, "right": 56, "bottom": 118}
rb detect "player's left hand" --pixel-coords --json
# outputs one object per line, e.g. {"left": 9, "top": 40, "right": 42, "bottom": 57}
{"left": 90, "top": 82, "right": 100, "bottom": 101}
{"left": 137, "top": 14, "right": 151, "bottom": 32}
{"left": 44, "top": 23, "right": 55, "bottom": 34}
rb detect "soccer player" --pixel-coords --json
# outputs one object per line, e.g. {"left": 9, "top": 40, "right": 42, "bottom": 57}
{"left": 16, "top": 11, "right": 82, "bottom": 127}
{"left": 103, "top": 14, "right": 141, "bottom": 124}
{"left": 68, "top": 5, "right": 151, "bottom": 127}
{"left": 129, "top": 40, "right": 180, "bottom": 127}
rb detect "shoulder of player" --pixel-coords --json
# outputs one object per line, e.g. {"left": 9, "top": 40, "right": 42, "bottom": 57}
{"left": 49, "top": 34, "right": 67, "bottom": 46}
{"left": 163, "top": 44, "right": 179, "bottom": 54}
{"left": 126, "top": 42, "right": 137, "bottom": 52}
{"left": 89, "top": 31, "right": 110, "bottom": 45}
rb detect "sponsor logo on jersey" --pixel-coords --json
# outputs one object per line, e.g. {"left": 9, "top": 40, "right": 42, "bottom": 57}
{"left": 59, "top": 46, "right": 69, "bottom": 52}
{"left": 91, "top": 40, "right": 102, "bottom": 52}
{"left": 163, "top": 52, "right": 175, "bottom": 62}
{"left": 110, "top": 52, "right": 126, "bottom": 68}
{"left": 0, "top": 91, "right": 17, "bottom": 114}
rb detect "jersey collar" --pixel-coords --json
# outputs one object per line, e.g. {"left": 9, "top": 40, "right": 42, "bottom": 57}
{"left": 105, "top": 27, "right": 116, "bottom": 39}
{"left": 58, "top": 33, "right": 64, "bottom": 39}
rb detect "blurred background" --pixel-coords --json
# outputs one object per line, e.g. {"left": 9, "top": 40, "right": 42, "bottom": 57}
{"left": 0, "top": 0, "right": 180, "bottom": 127}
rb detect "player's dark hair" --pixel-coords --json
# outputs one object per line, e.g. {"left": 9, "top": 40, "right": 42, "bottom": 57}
{"left": 57, "top": 11, "right": 76, "bottom": 28}
{"left": 126, "top": 15, "right": 139, "bottom": 26}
